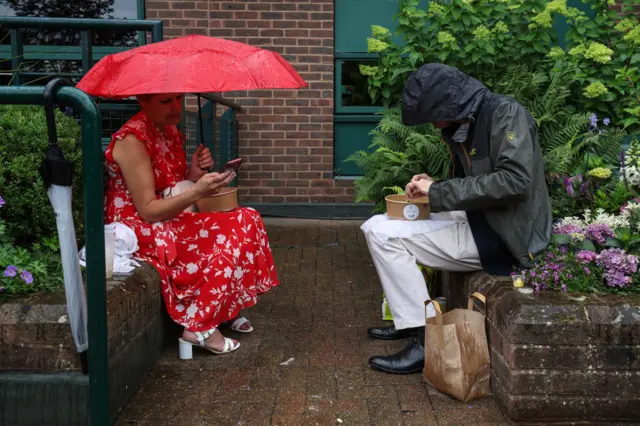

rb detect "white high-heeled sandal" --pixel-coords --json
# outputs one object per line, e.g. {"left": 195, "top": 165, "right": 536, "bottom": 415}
{"left": 178, "top": 327, "right": 240, "bottom": 360}
{"left": 226, "top": 316, "right": 254, "bottom": 333}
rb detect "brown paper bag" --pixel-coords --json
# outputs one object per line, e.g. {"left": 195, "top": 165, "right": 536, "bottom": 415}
{"left": 423, "top": 292, "right": 490, "bottom": 402}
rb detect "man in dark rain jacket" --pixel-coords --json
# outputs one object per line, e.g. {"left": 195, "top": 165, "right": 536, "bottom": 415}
{"left": 361, "top": 63, "right": 552, "bottom": 374}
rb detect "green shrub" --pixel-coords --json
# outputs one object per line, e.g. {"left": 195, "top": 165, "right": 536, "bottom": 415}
{"left": 362, "top": 0, "right": 640, "bottom": 133}
{"left": 346, "top": 107, "right": 448, "bottom": 212}
{"left": 0, "top": 105, "right": 83, "bottom": 245}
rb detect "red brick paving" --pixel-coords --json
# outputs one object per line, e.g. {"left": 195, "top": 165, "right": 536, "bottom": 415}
{"left": 115, "top": 219, "right": 508, "bottom": 426}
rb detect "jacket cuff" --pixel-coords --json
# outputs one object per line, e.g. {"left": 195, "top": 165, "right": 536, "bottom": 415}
{"left": 428, "top": 182, "right": 443, "bottom": 213}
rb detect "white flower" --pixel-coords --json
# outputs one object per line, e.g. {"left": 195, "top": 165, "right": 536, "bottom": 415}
{"left": 223, "top": 266, "right": 233, "bottom": 278}
{"left": 175, "top": 304, "right": 185, "bottom": 313}
{"left": 590, "top": 208, "right": 630, "bottom": 229}
{"left": 186, "top": 304, "right": 198, "bottom": 319}
{"left": 216, "top": 234, "right": 226, "bottom": 244}
{"left": 114, "top": 197, "right": 125, "bottom": 208}
{"left": 555, "top": 216, "right": 585, "bottom": 230}
{"left": 234, "top": 267, "right": 244, "bottom": 279}
{"left": 199, "top": 229, "right": 209, "bottom": 238}
{"left": 141, "top": 228, "right": 151, "bottom": 236}
{"left": 247, "top": 252, "right": 254, "bottom": 264}
{"left": 186, "top": 263, "right": 199, "bottom": 274}
{"left": 233, "top": 248, "right": 240, "bottom": 258}
{"left": 188, "top": 244, "right": 198, "bottom": 251}
{"left": 155, "top": 238, "right": 167, "bottom": 247}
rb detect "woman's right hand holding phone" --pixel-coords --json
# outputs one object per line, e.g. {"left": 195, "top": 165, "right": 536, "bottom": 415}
{"left": 193, "top": 170, "right": 236, "bottom": 198}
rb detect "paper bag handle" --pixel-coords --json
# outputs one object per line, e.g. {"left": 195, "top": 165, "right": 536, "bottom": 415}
{"left": 467, "top": 292, "right": 487, "bottom": 311}
{"left": 424, "top": 299, "right": 445, "bottom": 347}
{"left": 424, "top": 299, "right": 442, "bottom": 326}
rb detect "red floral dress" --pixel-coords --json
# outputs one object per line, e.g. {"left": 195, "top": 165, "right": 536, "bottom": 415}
{"left": 104, "top": 112, "right": 279, "bottom": 332}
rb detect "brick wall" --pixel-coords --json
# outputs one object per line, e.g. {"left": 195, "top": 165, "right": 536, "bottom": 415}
{"left": 145, "top": 1, "right": 355, "bottom": 205}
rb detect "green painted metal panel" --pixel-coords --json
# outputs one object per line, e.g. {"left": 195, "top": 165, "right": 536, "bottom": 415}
{"left": 335, "top": 0, "right": 429, "bottom": 53}
{"left": 554, "top": 0, "right": 595, "bottom": 48}
{"left": 334, "top": 120, "right": 381, "bottom": 176}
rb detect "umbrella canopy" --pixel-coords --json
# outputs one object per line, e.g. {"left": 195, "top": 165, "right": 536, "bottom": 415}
{"left": 76, "top": 34, "right": 307, "bottom": 98}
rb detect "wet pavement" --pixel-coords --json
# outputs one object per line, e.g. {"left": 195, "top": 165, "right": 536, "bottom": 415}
{"left": 115, "top": 219, "right": 508, "bottom": 426}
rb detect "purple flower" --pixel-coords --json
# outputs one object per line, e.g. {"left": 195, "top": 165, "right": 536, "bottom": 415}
{"left": 576, "top": 174, "right": 583, "bottom": 183}
{"left": 584, "top": 267, "right": 591, "bottom": 275}
{"left": 603, "top": 117, "right": 610, "bottom": 126}
{"left": 20, "top": 270, "right": 33, "bottom": 285}
{"left": 576, "top": 250, "right": 597, "bottom": 264}
{"left": 0, "top": 286, "right": 4, "bottom": 292}
{"left": 0, "top": 195, "right": 4, "bottom": 208}
{"left": 584, "top": 223, "right": 615, "bottom": 245}
{"left": 563, "top": 176, "right": 575, "bottom": 197}
{"left": 579, "top": 183, "right": 588, "bottom": 195}
{"left": 596, "top": 249, "right": 638, "bottom": 287}
{"left": 561, "top": 284, "right": 567, "bottom": 292}
{"left": 590, "top": 113, "right": 598, "bottom": 128}
{"left": 3, "top": 265, "right": 18, "bottom": 277}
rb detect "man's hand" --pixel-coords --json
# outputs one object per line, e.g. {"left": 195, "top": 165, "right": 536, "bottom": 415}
{"left": 411, "top": 173, "right": 431, "bottom": 183}
{"left": 187, "top": 145, "right": 214, "bottom": 182}
{"left": 405, "top": 175, "right": 433, "bottom": 199}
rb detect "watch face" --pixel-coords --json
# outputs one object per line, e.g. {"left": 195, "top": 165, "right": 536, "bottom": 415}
{"left": 403, "top": 204, "right": 420, "bottom": 220}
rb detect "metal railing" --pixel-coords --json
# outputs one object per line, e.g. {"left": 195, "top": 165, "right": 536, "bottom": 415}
{"left": 0, "top": 85, "right": 107, "bottom": 425}
{"left": 0, "top": 17, "right": 166, "bottom": 426}
{"left": 1, "top": 17, "right": 163, "bottom": 85}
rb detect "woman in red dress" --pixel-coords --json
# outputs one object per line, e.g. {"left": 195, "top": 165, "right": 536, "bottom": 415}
{"left": 104, "top": 93, "right": 279, "bottom": 358}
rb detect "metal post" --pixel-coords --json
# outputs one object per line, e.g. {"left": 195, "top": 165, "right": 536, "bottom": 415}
{"left": 10, "top": 29, "right": 23, "bottom": 86}
{"left": 151, "top": 22, "right": 163, "bottom": 43}
{"left": 81, "top": 31, "right": 93, "bottom": 76}
{"left": 0, "top": 86, "right": 108, "bottom": 426}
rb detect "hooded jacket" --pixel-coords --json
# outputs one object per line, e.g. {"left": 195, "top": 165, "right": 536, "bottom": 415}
{"left": 402, "top": 64, "right": 552, "bottom": 268}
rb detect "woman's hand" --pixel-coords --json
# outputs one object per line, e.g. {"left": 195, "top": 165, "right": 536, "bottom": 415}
{"left": 187, "top": 145, "right": 214, "bottom": 182}
{"left": 193, "top": 170, "right": 236, "bottom": 198}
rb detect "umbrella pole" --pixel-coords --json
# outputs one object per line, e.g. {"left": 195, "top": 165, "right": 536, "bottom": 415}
{"left": 197, "top": 94, "right": 214, "bottom": 172}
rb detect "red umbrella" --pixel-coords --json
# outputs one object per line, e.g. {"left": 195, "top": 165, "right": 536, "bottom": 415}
{"left": 76, "top": 34, "right": 307, "bottom": 98}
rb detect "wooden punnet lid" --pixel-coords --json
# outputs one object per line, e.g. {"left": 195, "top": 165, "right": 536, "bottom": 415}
{"left": 385, "top": 194, "right": 430, "bottom": 221}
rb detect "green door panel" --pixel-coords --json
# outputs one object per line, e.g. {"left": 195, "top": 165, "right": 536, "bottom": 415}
{"left": 335, "top": 0, "right": 429, "bottom": 53}
{"left": 334, "top": 118, "right": 381, "bottom": 176}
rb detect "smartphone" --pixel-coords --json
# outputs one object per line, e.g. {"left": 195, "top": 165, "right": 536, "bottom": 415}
{"left": 222, "top": 157, "right": 243, "bottom": 173}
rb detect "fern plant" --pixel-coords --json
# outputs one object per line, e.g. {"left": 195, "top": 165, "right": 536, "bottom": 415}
{"left": 347, "top": 107, "right": 449, "bottom": 213}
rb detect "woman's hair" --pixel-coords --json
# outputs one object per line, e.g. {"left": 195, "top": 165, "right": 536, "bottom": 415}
{"left": 136, "top": 94, "right": 153, "bottom": 103}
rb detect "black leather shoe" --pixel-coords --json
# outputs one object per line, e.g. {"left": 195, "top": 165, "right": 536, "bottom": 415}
{"left": 368, "top": 339, "right": 425, "bottom": 374}
{"left": 367, "top": 325, "right": 423, "bottom": 340}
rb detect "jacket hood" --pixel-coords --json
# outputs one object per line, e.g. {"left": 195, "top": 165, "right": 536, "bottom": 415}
{"left": 401, "top": 63, "right": 489, "bottom": 126}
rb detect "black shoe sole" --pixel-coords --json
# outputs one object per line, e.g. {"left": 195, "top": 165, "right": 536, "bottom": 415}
{"left": 367, "top": 330, "right": 419, "bottom": 341}
{"left": 368, "top": 361, "right": 424, "bottom": 375}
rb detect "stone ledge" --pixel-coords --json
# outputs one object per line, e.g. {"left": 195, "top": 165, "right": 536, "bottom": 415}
{"left": 442, "top": 271, "right": 640, "bottom": 423}
{"left": 0, "top": 263, "right": 161, "bottom": 372}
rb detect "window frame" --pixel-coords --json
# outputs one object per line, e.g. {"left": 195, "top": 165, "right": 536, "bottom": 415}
{"left": 334, "top": 53, "right": 385, "bottom": 115}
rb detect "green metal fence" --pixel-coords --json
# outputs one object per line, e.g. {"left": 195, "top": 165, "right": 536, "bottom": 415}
{"left": 0, "top": 17, "right": 165, "bottom": 426}
{"left": 0, "top": 85, "right": 107, "bottom": 425}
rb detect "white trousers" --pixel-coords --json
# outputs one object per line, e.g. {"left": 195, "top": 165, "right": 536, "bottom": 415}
{"left": 362, "top": 212, "right": 482, "bottom": 330}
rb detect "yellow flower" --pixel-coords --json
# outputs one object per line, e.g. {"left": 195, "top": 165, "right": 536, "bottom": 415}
{"left": 547, "top": 47, "right": 566, "bottom": 59}
{"left": 615, "top": 18, "right": 636, "bottom": 33}
{"left": 367, "top": 38, "right": 389, "bottom": 53}
{"left": 583, "top": 82, "right": 609, "bottom": 99}
{"left": 588, "top": 167, "right": 612, "bottom": 179}
{"left": 359, "top": 65, "right": 379, "bottom": 77}
{"left": 437, "top": 31, "right": 457, "bottom": 45}
{"left": 623, "top": 26, "right": 640, "bottom": 47}
{"left": 371, "top": 25, "right": 391, "bottom": 39}
{"left": 584, "top": 42, "right": 614, "bottom": 64}
{"left": 427, "top": 3, "right": 445, "bottom": 17}
{"left": 472, "top": 25, "right": 492, "bottom": 41}
{"left": 568, "top": 44, "right": 586, "bottom": 57}
{"left": 492, "top": 21, "right": 509, "bottom": 34}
